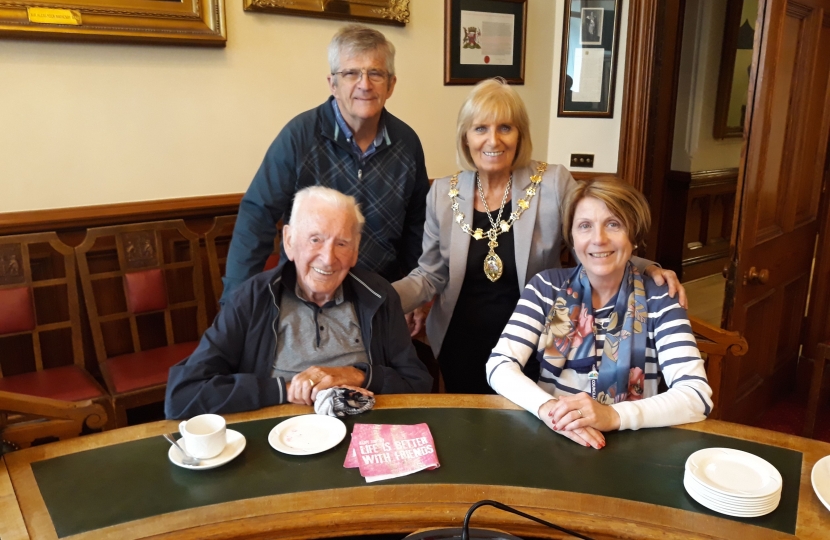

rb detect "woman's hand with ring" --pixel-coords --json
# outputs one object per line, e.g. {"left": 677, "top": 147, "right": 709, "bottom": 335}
{"left": 547, "top": 392, "right": 621, "bottom": 432}
{"left": 538, "top": 398, "right": 605, "bottom": 449}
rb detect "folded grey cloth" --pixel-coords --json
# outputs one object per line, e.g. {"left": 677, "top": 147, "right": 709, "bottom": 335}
{"left": 314, "top": 387, "right": 375, "bottom": 417}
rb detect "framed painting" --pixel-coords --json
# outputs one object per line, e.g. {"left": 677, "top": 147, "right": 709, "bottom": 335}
{"left": 443, "top": 0, "right": 527, "bottom": 85}
{"left": 713, "top": 0, "right": 757, "bottom": 139}
{"left": 243, "top": 0, "right": 410, "bottom": 26}
{"left": 0, "top": 0, "right": 226, "bottom": 45}
{"left": 557, "top": 0, "right": 622, "bottom": 118}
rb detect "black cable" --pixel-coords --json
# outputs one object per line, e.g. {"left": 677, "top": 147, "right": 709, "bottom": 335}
{"left": 460, "top": 499, "right": 595, "bottom": 540}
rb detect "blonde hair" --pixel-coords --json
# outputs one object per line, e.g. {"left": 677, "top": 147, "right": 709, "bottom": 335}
{"left": 456, "top": 78, "right": 533, "bottom": 171}
{"left": 289, "top": 186, "right": 365, "bottom": 236}
{"left": 561, "top": 177, "right": 651, "bottom": 248}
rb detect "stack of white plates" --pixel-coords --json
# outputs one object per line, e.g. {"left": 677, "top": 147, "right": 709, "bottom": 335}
{"left": 684, "top": 448, "right": 783, "bottom": 517}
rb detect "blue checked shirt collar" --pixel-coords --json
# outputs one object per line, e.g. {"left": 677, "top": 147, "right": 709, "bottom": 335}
{"left": 331, "top": 99, "right": 389, "bottom": 161}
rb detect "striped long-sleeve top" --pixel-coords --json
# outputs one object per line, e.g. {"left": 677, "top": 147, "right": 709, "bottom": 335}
{"left": 485, "top": 268, "right": 713, "bottom": 430}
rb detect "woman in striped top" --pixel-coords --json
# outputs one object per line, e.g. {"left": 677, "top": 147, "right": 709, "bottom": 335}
{"left": 486, "top": 178, "right": 713, "bottom": 449}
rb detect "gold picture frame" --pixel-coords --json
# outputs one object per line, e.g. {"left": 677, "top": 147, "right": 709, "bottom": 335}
{"left": 0, "top": 0, "right": 226, "bottom": 46}
{"left": 243, "top": 0, "right": 409, "bottom": 26}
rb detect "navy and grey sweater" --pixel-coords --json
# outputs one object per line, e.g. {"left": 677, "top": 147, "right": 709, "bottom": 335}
{"left": 221, "top": 97, "right": 430, "bottom": 304}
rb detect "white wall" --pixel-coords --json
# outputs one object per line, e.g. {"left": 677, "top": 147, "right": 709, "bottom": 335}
{"left": 671, "top": 0, "right": 743, "bottom": 173}
{"left": 0, "top": 1, "right": 557, "bottom": 213}
{"left": 545, "top": 0, "right": 629, "bottom": 173}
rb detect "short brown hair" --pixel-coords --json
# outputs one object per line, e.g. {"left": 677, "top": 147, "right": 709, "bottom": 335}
{"left": 456, "top": 78, "right": 533, "bottom": 171}
{"left": 561, "top": 177, "right": 651, "bottom": 248}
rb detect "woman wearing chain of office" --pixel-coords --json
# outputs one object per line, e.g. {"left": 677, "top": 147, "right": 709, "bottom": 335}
{"left": 393, "top": 78, "right": 686, "bottom": 394}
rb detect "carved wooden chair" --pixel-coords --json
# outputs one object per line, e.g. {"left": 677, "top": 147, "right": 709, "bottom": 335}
{"left": 688, "top": 315, "right": 749, "bottom": 419}
{"left": 75, "top": 220, "right": 208, "bottom": 427}
{"left": 804, "top": 341, "right": 830, "bottom": 438}
{"left": 0, "top": 391, "right": 108, "bottom": 451}
{"left": 0, "top": 232, "right": 112, "bottom": 431}
{"left": 204, "top": 215, "right": 280, "bottom": 309}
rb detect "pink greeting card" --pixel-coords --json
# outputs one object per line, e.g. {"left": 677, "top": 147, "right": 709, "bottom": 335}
{"left": 343, "top": 423, "right": 439, "bottom": 483}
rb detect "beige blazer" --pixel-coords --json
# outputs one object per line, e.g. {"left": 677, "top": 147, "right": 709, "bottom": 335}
{"left": 393, "top": 161, "right": 577, "bottom": 356}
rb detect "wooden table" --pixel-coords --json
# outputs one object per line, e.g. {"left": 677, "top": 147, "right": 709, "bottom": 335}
{"left": 2, "top": 395, "right": 830, "bottom": 540}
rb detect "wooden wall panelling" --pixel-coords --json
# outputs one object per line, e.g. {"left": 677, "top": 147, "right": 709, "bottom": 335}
{"left": 661, "top": 169, "right": 692, "bottom": 275}
{"left": 682, "top": 169, "right": 739, "bottom": 281}
{"left": 0, "top": 194, "right": 242, "bottom": 237}
{"left": 0, "top": 195, "right": 244, "bottom": 421}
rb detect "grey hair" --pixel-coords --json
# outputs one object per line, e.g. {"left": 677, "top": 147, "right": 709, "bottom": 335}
{"left": 289, "top": 186, "right": 365, "bottom": 236}
{"left": 328, "top": 24, "right": 396, "bottom": 76}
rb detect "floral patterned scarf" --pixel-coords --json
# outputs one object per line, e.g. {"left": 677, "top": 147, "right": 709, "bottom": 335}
{"left": 542, "top": 263, "right": 647, "bottom": 405}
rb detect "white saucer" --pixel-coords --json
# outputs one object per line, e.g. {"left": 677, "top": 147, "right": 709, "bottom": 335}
{"left": 168, "top": 429, "right": 246, "bottom": 470}
{"left": 812, "top": 455, "right": 830, "bottom": 512}
{"left": 268, "top": 414, "right": 346, "bottom": 455}
{"left": 686, "top": 448, "right": 782, "bottom": 498}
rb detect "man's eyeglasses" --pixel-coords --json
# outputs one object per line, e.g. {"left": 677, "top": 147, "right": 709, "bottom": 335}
{"left": 331, "top": 68, "right": 390, "bottom": 84}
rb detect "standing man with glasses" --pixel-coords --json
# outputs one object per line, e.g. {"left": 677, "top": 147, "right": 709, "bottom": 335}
{"left": 221, "top": 24, "right": 430, "bottom": 306}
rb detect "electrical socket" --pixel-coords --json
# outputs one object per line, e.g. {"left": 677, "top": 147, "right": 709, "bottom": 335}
{"left": 570, "top": 154, "right": 595, "bottom": 168}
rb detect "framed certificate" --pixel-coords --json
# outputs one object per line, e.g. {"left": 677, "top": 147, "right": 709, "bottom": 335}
{"left": 558, "top": 0, "right": 622, "bottom": 117}
{"left": 444, "top": 0, "right": 527, "bottom": 85}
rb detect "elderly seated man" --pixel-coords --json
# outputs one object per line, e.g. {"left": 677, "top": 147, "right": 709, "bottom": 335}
{"left": 165, "top": 186, "right": 432, "bottom": 419}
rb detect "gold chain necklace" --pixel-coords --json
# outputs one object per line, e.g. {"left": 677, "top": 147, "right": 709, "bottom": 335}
{"left": 448, "top": 162, "right": 547, "bottom": 282}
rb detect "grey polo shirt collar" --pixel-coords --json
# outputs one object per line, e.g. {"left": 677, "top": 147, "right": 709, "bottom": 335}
{"left": 294, "top": 281, "right": 345, "bottom": 307}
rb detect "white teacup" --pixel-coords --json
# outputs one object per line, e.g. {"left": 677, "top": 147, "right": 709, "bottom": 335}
{"left": 178, "top": 414, "right": 226, "bottom": 459}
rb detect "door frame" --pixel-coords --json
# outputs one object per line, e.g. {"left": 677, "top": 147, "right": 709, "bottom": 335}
{"left": 616, "top": 0, "right": 686, "bottom": 269}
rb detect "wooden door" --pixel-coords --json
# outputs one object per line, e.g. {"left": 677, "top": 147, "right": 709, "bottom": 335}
{"left": 720, "top": 0, "right": 830, "bottom": 423}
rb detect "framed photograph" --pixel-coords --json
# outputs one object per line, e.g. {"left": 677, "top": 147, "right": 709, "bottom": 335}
{"left": 558, "top": 0, "right": 622, "bottom": 118}
{"left": 713, "top": 0, "right": 757, "bottom": 139}
{"left": 0, "top": 0, "right": 225, "bottom": 45}
{"left": 243, "top": 0, "right": 409, "bottom": 26}
{"left": 580, "top": 7, "right": 603, "bottom": 45}
{"left": 444, "top": 0, "right": 527, "bottom": 85}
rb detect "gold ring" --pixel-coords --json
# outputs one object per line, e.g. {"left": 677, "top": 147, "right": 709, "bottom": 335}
{"left": 309, "top": 379, "right": 317, "bottom": 387}
{"left": 577, "top": 409, "right": 583, "bottom": 418}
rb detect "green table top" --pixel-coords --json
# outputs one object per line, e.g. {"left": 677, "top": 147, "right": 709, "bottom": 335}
{"left": 32, "top": 408, "right": 802, "bottom": 538}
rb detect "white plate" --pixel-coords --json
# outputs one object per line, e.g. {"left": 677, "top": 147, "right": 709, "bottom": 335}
{"left": 268, "top": 414, "right": 346, "bottom": 455}
{"left": 686, "top": 448, "right": 782, "bottom": 498}
{"left": 684, "top": 474, "right": 780, "bottom": 511}
{"left": 684, "top": 472, "right": 780, "bottom": 506}
{"left": 168, "top": 429, "right": 246, "bottom": 470}
{"left": 811, "top": 455, "right": 830, "bottom": 512}
{"left": 684, "top": 476, "right": 779, "bottom": 517}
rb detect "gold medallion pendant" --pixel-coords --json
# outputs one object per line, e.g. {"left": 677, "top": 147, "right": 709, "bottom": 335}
{"left": 484, "top": 249, "right": 503, "bottom": 282}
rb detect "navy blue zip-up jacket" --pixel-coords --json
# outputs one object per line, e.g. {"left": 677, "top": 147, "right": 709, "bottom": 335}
{"left": 165, "top": 263, "right": 432, "bottom": 419}
{"left": 220, "top": 97, "right": 430, "bottom": 304}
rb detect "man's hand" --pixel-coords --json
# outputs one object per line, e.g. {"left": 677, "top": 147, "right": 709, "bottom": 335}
{"left": 538, "top": 398, "right": 606, "bottom": 449}
{"left": 286, "top": 366, "right": 366, "bottom": 406}
{"left": 644, "top": 264, "right": 688, "bottom": 309}
{"left": 404, "top": 306, "right": 427, "bottom": 337}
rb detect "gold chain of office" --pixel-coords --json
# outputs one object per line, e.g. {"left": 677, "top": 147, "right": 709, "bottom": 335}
{"left": 448, "top": 161, "right": 547, "bottom": 282}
